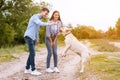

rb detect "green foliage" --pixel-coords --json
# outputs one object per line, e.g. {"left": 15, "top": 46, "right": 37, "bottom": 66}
{"left": 58, "top": 34, "right": 64, "bottom": 41}
{"left": 39, "top": 27, "right": 46, "bottom": 43}
{"left": 0, "top": 0, "right": 51, "bottom": 47}
{"left": 70, "top": 18, "right": 120, "bottom": 40}
{"left": 0, "top": 0, "right": 119, "bottom": 48}
{"left": 116, "top": 17, "right": 120, "bottom": 38}
{"left": 72, "top": 25, "right": 103, "bottom": 39}
{"left": 105, "top": 27, "right": 117, "bottom": 39}
{"left": 0, "top": 24, "right": 14, "bottom": 47}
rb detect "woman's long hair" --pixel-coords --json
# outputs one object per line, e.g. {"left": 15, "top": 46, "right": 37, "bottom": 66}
{"left": 50, "top": 11, "right": 62, "bottom": 21}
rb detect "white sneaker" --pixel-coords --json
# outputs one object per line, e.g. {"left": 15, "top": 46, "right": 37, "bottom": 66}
{"left": 24, "top": 69, "right": 31, "bottom": 74}
{"left": 53, "top": 67, "right": 60, "bottom": 73}
{"left": 46, "top": 68, "right": 54, "bottom": 73}
{"left": 31, "top": 70, "right": 42, "bottom": 75}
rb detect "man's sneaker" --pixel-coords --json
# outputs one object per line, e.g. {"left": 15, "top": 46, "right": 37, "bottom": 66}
{"left": 24, "top": 69, "right": 31, "bottom": 74}
{"left": 46, "top": 68, "right": 54, "bottom": 73}
{"left": 53, "top": 67, "right": 60, "bottom": 73}
{"left": 31, "top": 70, "right": 42, "bottom": 75}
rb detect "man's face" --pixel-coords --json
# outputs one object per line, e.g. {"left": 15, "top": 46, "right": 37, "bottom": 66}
{"left": 41, "top": 11, "right": 48, "bottom": 18}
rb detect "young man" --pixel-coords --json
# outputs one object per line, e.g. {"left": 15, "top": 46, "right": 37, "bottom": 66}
{"left": 24, "top": 8, "right": 56, "bottom": 75}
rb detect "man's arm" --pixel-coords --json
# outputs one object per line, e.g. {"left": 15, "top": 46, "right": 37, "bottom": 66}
{"left": 35, "top": 32, "right": 39, "bottom": 45}
{"left": 33, "top": 18, "right": 56, "bottom": 26}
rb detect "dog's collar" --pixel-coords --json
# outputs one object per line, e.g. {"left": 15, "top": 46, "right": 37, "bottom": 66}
{"left": 64, "top": 32, "right": 71, "bottom": 37}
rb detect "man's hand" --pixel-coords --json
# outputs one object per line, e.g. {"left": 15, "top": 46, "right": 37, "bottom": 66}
{"left": 35, "top": 40, "right": 39, "bottom": 45}
{"left": 48, "top": 22, "right": 56, "bottom": 26}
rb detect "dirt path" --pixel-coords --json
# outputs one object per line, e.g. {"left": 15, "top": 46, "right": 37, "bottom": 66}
{"left": 1, "top": 41, "right": 119, "bottom": 80}
{"left": 0, "top": 47, "right": 80, "bottom": 80}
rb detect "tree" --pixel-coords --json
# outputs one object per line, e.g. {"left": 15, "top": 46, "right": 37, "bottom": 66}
{"left": 72, "top": 25, "right": 104, "bottom": 39}
{"left": 0, "top": 0, "right": 51, "bottom": 47}
{"left": 116, "top": 17, "right": 120, "bottom": 38}
{"left": 105, "top": 27, "right": 116, "bottom": 39}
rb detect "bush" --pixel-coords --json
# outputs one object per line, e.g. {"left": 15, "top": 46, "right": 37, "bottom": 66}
{"left": 0, "top": 24, "right": 14, "bottom": 47}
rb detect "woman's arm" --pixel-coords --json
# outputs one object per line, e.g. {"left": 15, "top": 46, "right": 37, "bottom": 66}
{"left": 46, "top": 25, "right": 53, "bottom": 46}
{"left": 53, "top": 35, "right": 58, "bottom": 43}
{"left": 48, "top": 37, "right": 52, "bottom": 44}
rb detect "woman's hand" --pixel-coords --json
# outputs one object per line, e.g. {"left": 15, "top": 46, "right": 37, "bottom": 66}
{"left": 52, "top": 41, "right": 55, "bottom": 47}
{"left": 51, "top": 41, "right": 55, "bottom": 47}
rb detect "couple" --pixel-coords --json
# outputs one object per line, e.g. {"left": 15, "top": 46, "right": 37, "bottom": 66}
{"left": 24, "top": 8, "right": 62, "bottom": 75}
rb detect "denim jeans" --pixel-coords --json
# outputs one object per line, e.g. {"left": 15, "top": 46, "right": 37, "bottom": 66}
{"left": 45, "top": 37, "right": 58, "bottom": 68}
{"left": 24, "top": 36, "right": 36, "bottom": 71}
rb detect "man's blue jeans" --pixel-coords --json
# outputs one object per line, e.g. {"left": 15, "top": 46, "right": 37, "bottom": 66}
{"left": 24, "top": 36, "right": 36, "bottom": 71}
{"left": 45, "top": 37, "right": 58, "bottom": 68}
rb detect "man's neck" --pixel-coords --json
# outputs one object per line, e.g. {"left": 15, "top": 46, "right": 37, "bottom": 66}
{"left": 39, "top": 13, "right": 42, "bottom": 18}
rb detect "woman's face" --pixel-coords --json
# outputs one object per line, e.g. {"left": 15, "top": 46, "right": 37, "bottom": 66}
{"left": 53, "top": 12, "right": 59, "bottom": 21}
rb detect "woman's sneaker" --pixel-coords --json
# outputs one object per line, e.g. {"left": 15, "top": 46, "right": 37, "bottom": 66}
{"left": 31, "top": 70, "right": 42, "bottom": 75}
{"left": 24, "top": 69, "right": 31, "bottom": 74}
{"left": 53, "top": 67, "right": 60, "bottom": 73}
{"left": 46, "top": 68, "right": 54, "bottom": 73}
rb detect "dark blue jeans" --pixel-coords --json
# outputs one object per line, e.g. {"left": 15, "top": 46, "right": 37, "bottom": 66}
{"left": 24, "top": 36, "right": 36, "bottom": 71}
{"left": 45, "top": 37, "right": 58, "bottom": 68}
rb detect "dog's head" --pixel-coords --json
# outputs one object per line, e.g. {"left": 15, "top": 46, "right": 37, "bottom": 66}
{"left": 60, "top": 27, "right": 72, "bottom": 36}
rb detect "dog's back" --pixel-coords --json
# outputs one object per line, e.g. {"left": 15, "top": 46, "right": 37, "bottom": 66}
{"left": 65, "top": 33, "right": 90, "bottom": 57}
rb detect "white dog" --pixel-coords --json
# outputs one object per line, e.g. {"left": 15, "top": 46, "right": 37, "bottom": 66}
{"left": 60, "top": 27, "right": 91, "bottom": 73}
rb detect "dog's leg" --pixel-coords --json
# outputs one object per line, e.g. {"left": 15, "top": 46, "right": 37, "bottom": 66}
{"left": 62, "top": 44, "right": 70, "bottom": 57}
{"left": 80, "top": 57, "right": 87, "bottom": 73}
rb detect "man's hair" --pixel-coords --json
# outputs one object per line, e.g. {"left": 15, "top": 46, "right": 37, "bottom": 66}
{"left": 41, "top": 8, "right": 49, "bottom": 13}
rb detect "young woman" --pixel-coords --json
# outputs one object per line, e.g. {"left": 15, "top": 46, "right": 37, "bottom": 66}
{"left": 45, "top": 11, "right": 62, "bottom": 73}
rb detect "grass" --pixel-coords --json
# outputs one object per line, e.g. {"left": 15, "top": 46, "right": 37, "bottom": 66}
{"left": 0, "top": 45, "right": 27, "bottom": 62}
{"left": 77, "top": 53, "right": 120, "bottom": 80}
{"left": 89, "top": 39, "right": 120, "bottom": 52}
{"left": 109, "top": 39, "right": 120, "bottom": 42}
{"left": 0, "top": 43, "right": 46, "bottom": 63}
{"left": 0, "top": 41, "right": 65, "bottom": 63}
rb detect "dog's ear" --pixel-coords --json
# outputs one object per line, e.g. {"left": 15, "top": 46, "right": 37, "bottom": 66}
{"left": 68, "top": 28, "right": 72, "bottom": 31}
{"left": 66, "top": 27, "right": 72, "bottom": 32}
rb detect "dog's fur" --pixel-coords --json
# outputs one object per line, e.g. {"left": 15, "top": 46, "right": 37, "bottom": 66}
{"left": 60, "top": 27, "right": 91, "bottom": 73}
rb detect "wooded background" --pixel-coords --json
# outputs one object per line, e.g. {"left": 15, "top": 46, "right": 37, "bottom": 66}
{"left": 0, "top": 0, "right": 120, "bottom": 48}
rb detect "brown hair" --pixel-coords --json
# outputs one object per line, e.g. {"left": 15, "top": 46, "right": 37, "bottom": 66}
{"left": 41, "top": 8, "right": 49, "bottom": 13}
{"left": 50, "top": 11, "right": 61, "bottom": 21}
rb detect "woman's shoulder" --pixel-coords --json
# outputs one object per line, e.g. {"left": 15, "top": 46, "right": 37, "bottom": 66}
{"left": 57, "top": 21, "right": 62, "bottom": 27}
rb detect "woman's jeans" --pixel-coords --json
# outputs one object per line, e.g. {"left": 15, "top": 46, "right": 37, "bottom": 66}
{"left": 45, "top": 37, "right": 58, "bottom": 68}
{"left": 24, "top": 36, "right": 36, "bottom": 71}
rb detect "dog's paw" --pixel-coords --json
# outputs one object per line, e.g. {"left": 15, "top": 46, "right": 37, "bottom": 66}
{"left": 61, "top": 53, "right": 66, "bottom": 57}
{"left": 80, "top": 70, "right": 84, "bottom": 73}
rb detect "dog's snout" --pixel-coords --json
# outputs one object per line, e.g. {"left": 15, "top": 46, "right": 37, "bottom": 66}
{"left": 59, "top": 29, "right": 62, "bottom": 32}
